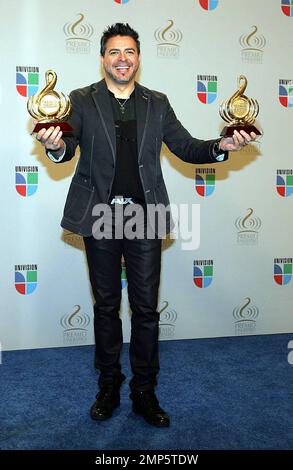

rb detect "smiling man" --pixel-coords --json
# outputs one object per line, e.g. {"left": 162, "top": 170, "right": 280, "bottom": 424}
{"left": 36, "top": 23, "right": 256, "bottom": 428}
{"left": 101, "top": 35, "right": 139, "bottom": 86}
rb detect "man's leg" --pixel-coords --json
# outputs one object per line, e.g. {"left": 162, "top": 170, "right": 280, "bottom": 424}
{"left": 123, "top": 236, "right": 170, "bottom": 426}
{"left": 123, "top": 237, "right": 162, "bottom": 391}
{"left": 83, "top": 236, "right": 125, "bottom": 420}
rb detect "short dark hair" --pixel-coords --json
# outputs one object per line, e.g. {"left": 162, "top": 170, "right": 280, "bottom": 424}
{"left": 100, "top": 23, "right": 140, "bottom": 56}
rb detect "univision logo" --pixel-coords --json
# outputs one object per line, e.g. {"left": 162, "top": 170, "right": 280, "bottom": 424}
{"left": 193, "top": 259, "right": 213, "bottom": 288}
{"left": 114, "top": 0, "right": 130, "bottom": 4}
{"left": 274, "top": 258, "right": 292, "bottom": 286}
{"left": 235, "top": 208, "right": 262, "bottom": 245}
{"left": 63, "top": 13, "right": 94, "bottom": 54}
{"left": 154, "top": 20, "right": 183, "bottom": 59}
{"left": 281, "top": 0, "right": 293, "bottom": 17}
{"left": 15, "top": 264, "right": 37, "bottom": 295}
{"left": 15, "top": 166, "right": 38, "bottom": 197}
{"left": 16, "top": 66, "right": 39, "bottom": 97}
{"left": 279, "top": 79, "right": 293, "bottom": 108}
{"left": 276, "top": 170, "right": 293, "bottom": 197}
{"left": 195, "top": 168, "right": 215, "bottom": 197}
{"left": 239, "top": 25, "right": 266, "bottom": 64}
{"left": 199, "top": 0, "right": 218, "bottom": 11}
{"left": 233, "top": 297, "right": 259, "bottom": 336}
{"left": 196, "top": 75, "right": 217, "bottom": 104}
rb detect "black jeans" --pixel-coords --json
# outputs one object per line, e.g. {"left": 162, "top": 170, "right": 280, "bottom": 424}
{"left": 83, "top": 224, "right": 162, "bottom": 392}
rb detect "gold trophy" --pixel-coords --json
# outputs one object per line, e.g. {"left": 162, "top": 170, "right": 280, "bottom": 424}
{"left": 219, "top": 75, "right": 261, "bottom": 137}
{"left": 27, "top": 69, "right": 72, "bottom": 133}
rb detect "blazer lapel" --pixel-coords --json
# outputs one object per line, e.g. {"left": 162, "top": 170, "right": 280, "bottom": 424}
{"left": 91, "top": 79, "right": 116, "bottom": 162}
{"left": 135, "top": 83, "right": 151, "bottom": 162}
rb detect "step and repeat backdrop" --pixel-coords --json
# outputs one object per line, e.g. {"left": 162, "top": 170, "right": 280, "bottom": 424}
{"left": 1, "top": 0, "right": 293, "bottom": 350}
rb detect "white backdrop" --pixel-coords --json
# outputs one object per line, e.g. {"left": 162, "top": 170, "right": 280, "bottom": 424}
{"left": 1, "top": 0, "right": 293, "bottom": 350}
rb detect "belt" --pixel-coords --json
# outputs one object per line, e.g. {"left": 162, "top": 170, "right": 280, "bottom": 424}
{"left": 109, "top": 196, "right": 145, "bottom": 205}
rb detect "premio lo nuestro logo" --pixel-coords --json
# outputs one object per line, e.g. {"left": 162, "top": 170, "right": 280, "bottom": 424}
{"left": 233, "top": 297, "right": 259, "bottom": 336}
{"left": 239, "top": 25, "right": 266, "bottom": 64}
{"left": 199, "top": 0, "right": 218, "bottom": 11}
{"left": 16, "top": 66, "right": 39, "bottom": 97}
{"left": 159, "top": 301, "right": 178, "bottom": 339}
{"left": 196, "top": 75, "right": 217, "bottom": 104}
{"left": 235, "top": 208, "right": 262, "bottom": 245}
{"left": 193, "top": 260, "right": 213, "bottom": 288}
{"left": 15, "top": 264, "right": 37, "bottom": 295}
{"left": 63, "top": 13, "right": 94, "bottom": 54}
{"left": 60, "top": 305, "right": 91, "bottom": 345}
{"left": 195, "top": 168, "right": 215, "bottom": 197}
{"left": 281, "top": 0, "right": 293, "bottom": 16}
{"left": 154, "top": 20, "right": 183, "bottom": 59}
{"left": 15, "top": 166, "right": 38, "bottom": 197}
{"left": 274, "top": 258, "right": 292, "bottom": 286}
{"left": 279, "top": 80, "right": 293, "bottom": 107}
{"left": 276, "top": 170, "right": 293, "bottom": 197}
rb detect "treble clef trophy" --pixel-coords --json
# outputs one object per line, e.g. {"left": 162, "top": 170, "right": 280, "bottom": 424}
{"left": 219, "top": 75, "right": 261, "bottom": 137}
{"left": 27, "top": 69, "right": 72, "bottom": 133}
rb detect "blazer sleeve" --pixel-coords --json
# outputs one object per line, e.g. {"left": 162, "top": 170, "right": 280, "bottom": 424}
{"left": 162, "top": 95, "right": 228, "bottom": 164}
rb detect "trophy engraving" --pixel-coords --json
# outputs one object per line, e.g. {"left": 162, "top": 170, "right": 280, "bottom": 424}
{"left": 219, "top": 75, "right": 261, "bottom": 137}
{"left": 27, "top": 69, "right": 72, "bottom": 133}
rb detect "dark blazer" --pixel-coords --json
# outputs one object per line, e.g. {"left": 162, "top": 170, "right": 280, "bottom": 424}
{"left": 54, "top": 79, "right": 227, "bottom": 236}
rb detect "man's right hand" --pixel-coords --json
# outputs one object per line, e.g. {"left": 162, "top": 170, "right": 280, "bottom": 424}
{"left": 36, "top": 125, "right": 65, "bottom": 154}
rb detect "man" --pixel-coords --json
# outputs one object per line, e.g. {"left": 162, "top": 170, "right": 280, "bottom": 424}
{"left": 36, "top": 23, "right": 256, "bottom": 427}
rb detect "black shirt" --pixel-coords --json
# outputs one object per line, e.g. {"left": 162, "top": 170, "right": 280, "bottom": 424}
{"left": 108, "top": 89, "right": 145, "bottom": 203}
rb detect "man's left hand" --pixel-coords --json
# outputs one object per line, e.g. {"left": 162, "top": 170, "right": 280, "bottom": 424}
{"left": 219, "top": 130, "right": 257, "bottom": 152}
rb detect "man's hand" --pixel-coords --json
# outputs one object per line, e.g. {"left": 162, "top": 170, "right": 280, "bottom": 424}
{"left": 36, "top": 125, "right": 65, "bottom": 153}
{"left": 219, "top": 130, "right": 257, "bottom": 152}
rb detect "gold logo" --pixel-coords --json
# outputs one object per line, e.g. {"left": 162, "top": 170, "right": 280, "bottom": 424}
{"left": 239, "top": 26, "right": 266, "bottom": 64}
{"left": 235, "top": 208, "right": 262, "bottom": 233}
{"left": 63, "top": 13, "right": 94, "bottom": 40}
{"left": 233, "top": 297, "right": 259, "bottom": 335}
{"left": 235, "top": 208, "right": 262, "bottom": 245}
{"left": 61, "top": 305, "right": 91, "bottom": 345}
{"left": 63, "top": 13, "right": 94, "bottom": 54}
{"left": 155, "top": 20, "right": 183, "bottom": 59}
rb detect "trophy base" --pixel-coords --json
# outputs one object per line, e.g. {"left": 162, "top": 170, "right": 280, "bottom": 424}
{"left": 32, "top": 121, "right": 73, "bottom": 134}
{"left": 220, "top": 125, "right": 261, "bottom": 137}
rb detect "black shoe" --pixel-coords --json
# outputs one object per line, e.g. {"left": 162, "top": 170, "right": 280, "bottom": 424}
{"left": 90, "top": 387, "right": 120, "bottom": 421}
{"left": 130, "top": 390, "right": 170, "bottom": 427}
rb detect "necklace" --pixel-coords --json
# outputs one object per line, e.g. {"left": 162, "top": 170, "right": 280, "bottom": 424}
{"left": 115, "top": 96, "right": 129, "bottom": 114}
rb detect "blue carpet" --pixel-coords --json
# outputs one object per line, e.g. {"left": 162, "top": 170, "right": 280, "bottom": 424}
{"left": 1, "top": 334, "right": 293, "bottom": 450}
